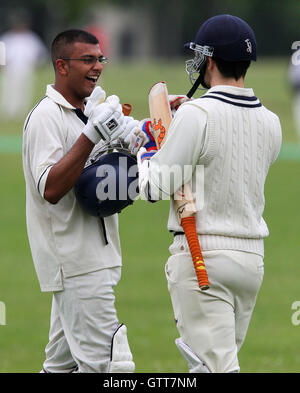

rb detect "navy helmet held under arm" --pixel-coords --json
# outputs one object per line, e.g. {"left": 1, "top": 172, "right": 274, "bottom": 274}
{"left": 75, "top": 152, "right": 139, "bottom": 218}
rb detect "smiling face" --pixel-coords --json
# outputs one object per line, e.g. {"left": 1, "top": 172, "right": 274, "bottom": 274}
{"left": 55, "top": 41, "right": 104, "bottom": 108}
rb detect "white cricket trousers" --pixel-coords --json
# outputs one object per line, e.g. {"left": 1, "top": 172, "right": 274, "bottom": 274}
{"left": 165, "top": 241, "right": 264, "bottom": 373}
{"left": 43, "top": 267, "right": 121, "bottom": 373}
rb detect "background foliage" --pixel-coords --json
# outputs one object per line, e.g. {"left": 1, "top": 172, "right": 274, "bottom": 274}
{"left": 0, "top": 0, "right": 299, "bottom": 56}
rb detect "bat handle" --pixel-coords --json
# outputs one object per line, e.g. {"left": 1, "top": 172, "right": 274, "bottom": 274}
{"left": 122, "top": 103, "right": 132, "bottom": 116}
{"left": 181, "top": 216, "right": 210, "bottom": 291}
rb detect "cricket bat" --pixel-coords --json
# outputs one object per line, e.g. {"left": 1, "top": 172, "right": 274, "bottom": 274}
{"left": 149, "top": 81, "right": 210, "bottom": 290}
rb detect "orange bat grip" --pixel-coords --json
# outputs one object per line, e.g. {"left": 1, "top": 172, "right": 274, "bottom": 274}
{"left": 122, "top": 103, "right": 132, "bottom": 116}
{"left": 181, "top": 216, "right": 210, "bottom": 291}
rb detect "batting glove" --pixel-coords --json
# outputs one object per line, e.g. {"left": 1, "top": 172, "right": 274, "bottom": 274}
{"left": 168, "top": 95, "right": 192, "bottom": 116}
{"left": 136, "top": 145, "right": 156, "bottom": 163}
{"left": 129, "top": 119, "right": 157, "bottom": 156}
{"left": 84, "top": 86, "right": 106, "bottom": 117}
{"left": 83, "top": 95, "right": 126, "bottom": 145}
{"left": 118, "top": 116, "right": 139, "bottom": 147}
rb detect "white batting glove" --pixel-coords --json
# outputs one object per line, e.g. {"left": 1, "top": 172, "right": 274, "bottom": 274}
{"left": 83, "top": 95, "right": 126, "bottom": 144}
{"left": 137, "top": 147, "right": 149, "bottom": 200}
{"left": 137, "top": 147, "right": 160, "bottom": 201}
{"left": 118, "top": 116, "right": 139, "bottom": 147}
{"left": 128, "top": 126, "right": 146, "bottom": 155}
{"left": 84, "top": 86, "right": 106, "bottom": 117}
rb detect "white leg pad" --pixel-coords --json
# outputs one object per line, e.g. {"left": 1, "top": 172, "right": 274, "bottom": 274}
{"left": 109, "top": 324, "right": 135, "bottom": 373}
{"left": 175, "top": 337, "right": 210, "bottom": 373}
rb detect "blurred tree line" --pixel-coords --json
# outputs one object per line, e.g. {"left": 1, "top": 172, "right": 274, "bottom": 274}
{"left": 0, "top": 0, "right": 299, "bottom": 57}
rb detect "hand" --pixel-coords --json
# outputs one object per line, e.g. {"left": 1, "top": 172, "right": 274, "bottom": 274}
{"left": 84, "top": 86, "right": 106, "bottom": 117}
{"left": 118, "top": 116, "right": 139, "bottom": 147}
{"left": 137, "top": 146, "right": 156, "bottom": 163}
{"left": 128, "top": 119, "right": 157, "bottom": 155}
{"left": 168, "top": 95, "right": 191, "bottom": 115}
{"left": 83, "top": 95, "right": 126, "bottom": 144}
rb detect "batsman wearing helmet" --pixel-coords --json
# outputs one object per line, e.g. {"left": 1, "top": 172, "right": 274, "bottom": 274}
{"left": 137, "top": 15, "right": 282, "bottom": 372}
{"left": 22, "top": 29, "right": 140, "bottom": 373}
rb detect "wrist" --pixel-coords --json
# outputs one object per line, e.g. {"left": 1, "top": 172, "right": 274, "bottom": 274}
{"left": 139, "top": 149, "right": 156, "bottom": 162}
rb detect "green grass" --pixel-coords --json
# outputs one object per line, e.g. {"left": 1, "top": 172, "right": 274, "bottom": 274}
{"left": 238, "top": 160, "right": 300, "bottom": 372}
{"left": 0, "top": 58, "right": 300, "bottom": 373}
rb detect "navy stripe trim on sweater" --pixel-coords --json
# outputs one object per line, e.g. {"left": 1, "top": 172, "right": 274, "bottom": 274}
{"left": 201, "top": 95, "right": 262, "bottom": 108}
{"left": 210, "top": 91, "right": 259, "bottom": 101}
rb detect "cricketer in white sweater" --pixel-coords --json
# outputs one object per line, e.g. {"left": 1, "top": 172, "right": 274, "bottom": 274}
{"left": 138, "top": 84, "right": 282, "bottom": 373}
{"left": 140, "top": 85, "right": 282, "bottom": 256}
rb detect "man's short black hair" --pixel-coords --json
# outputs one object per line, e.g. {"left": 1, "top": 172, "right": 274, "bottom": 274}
{"left": 51, "top": 29, "right": 99, "bottom": 69}
{"left": 213, "top": 57, "right": 251, "bottom": 81}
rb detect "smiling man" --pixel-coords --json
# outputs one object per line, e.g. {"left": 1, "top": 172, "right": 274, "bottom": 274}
{"left": 51, "top": 32, "right": 103, "bottom": 110}
{"left": 22, "top": 29, "right": 137, "bottom": 373}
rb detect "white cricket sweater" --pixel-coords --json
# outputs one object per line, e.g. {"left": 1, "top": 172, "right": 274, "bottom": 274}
{"left": 144, "top": 85, "right": 282, "bottom": 256}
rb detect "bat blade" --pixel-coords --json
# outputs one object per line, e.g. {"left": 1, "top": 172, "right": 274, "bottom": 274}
{"left": 149, "top": 81, "right": 172, "bottom": 149}
{"left": 148, "top": 80, "right": 210, "bottom": 291}
{"left": 149, "top": 81, "right": 197, "bottom": 221}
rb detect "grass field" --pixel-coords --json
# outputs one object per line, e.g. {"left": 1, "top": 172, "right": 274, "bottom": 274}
{"left": 0, "top": 58, "right": 300, "bottom": 373}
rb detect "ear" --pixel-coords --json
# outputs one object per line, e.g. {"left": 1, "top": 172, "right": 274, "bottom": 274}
{"left": 56, "top": 59, "right": 69, "bottom": 76}
{"left": 206, "top": 56, "right": 215, "bottom": 70}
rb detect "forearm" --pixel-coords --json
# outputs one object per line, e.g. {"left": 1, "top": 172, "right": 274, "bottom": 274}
{"left": 44, "top": 134, "right": 94, "bottom": 204}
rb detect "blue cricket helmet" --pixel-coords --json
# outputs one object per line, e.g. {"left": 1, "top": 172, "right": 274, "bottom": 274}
{"left": 185, "top": 14, "right": 257, "bottom": 62}
{"left": 75, "top": 152, "right": 138, "bottom": 218}
{"left": 185, "top": 14, "right": 257, "bottom": 94}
